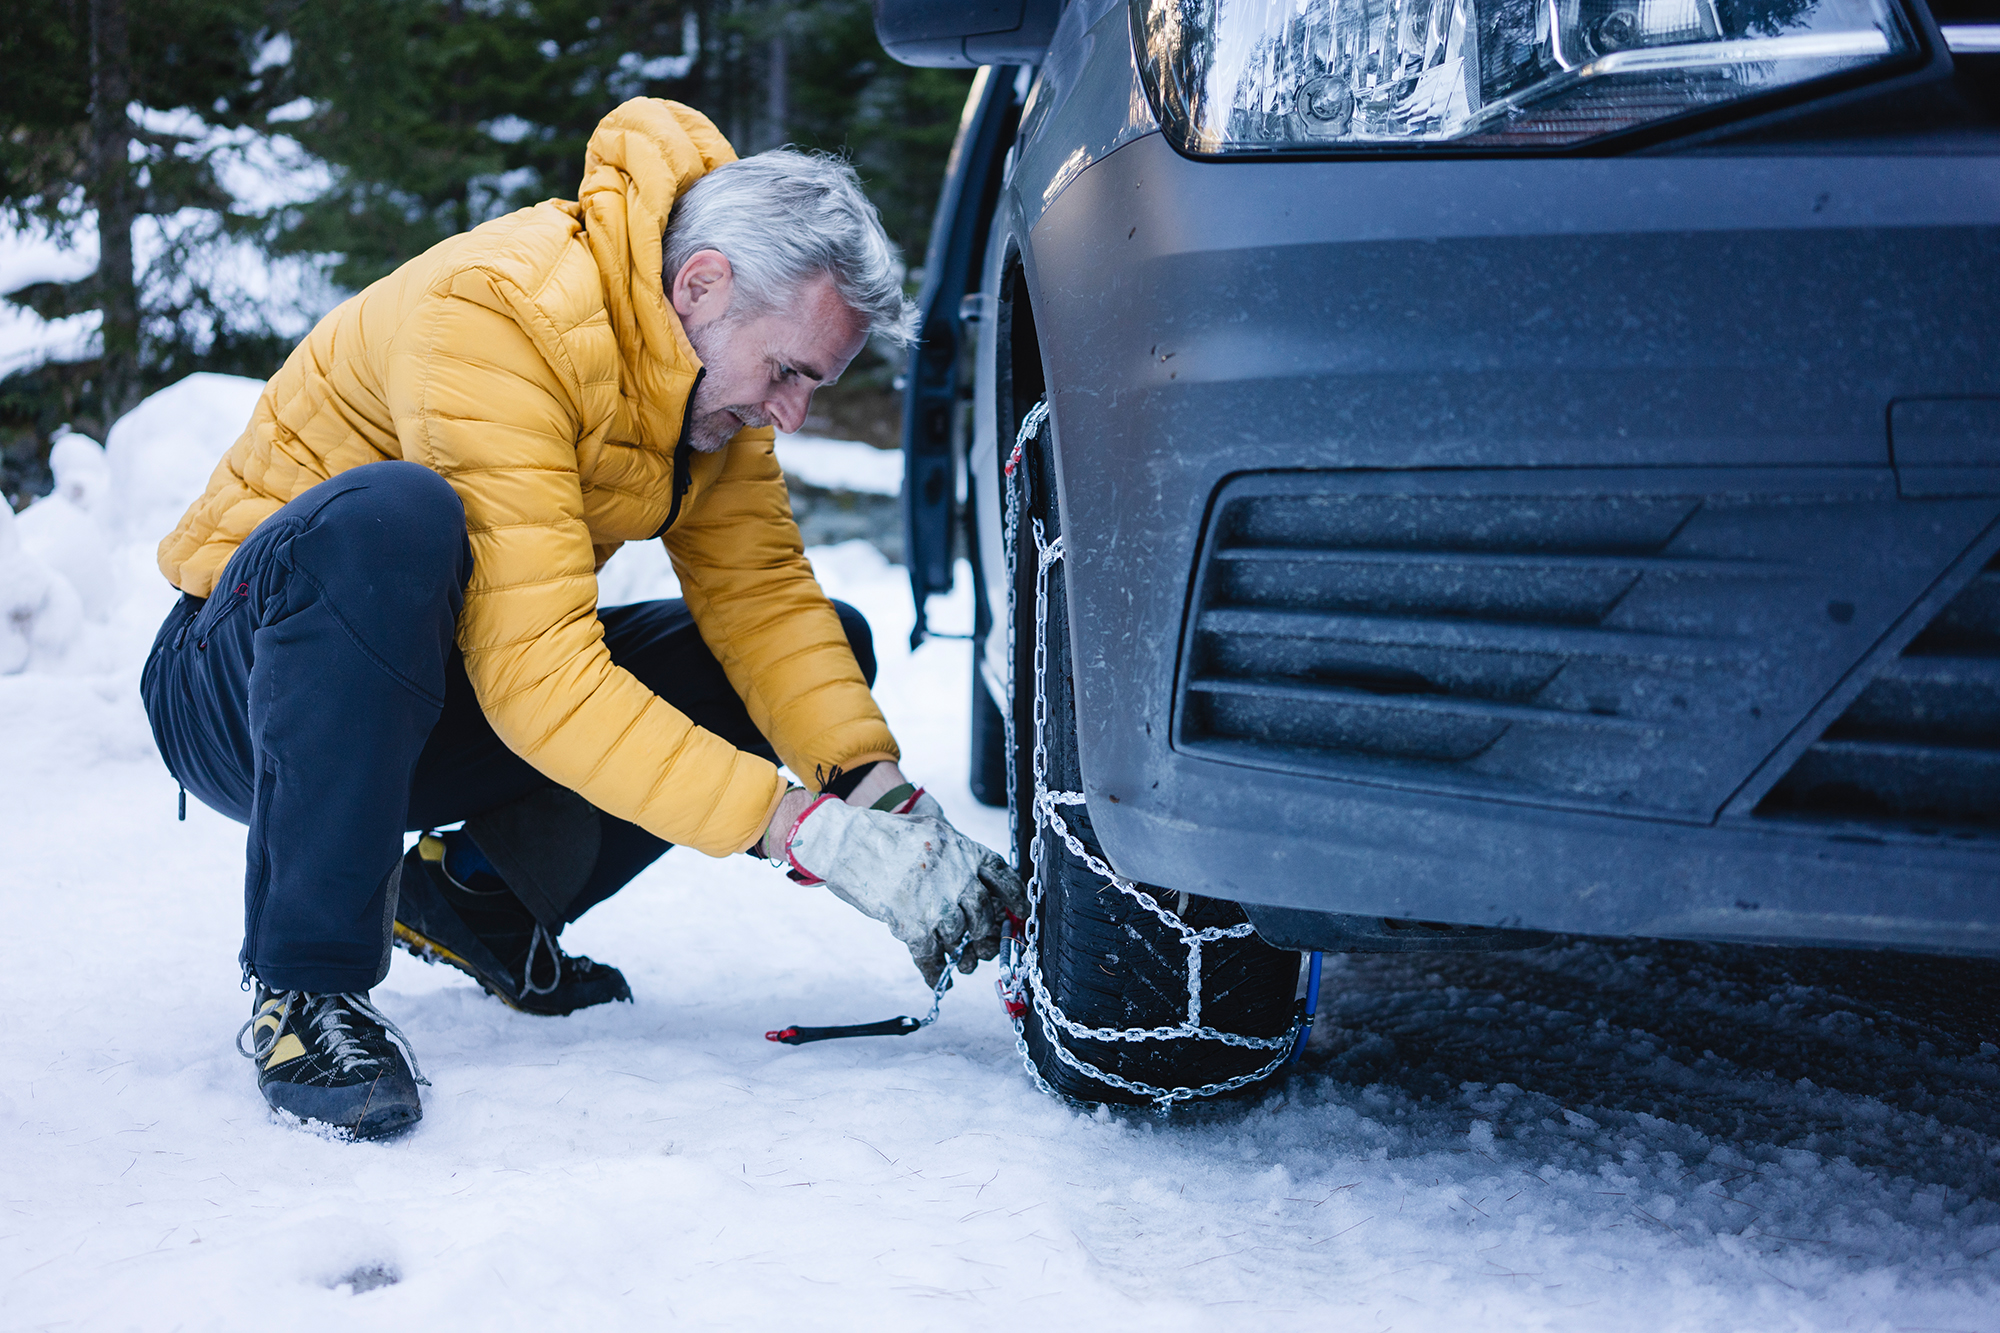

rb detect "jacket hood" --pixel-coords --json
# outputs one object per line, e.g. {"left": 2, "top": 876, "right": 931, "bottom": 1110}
{"left": 577, "top": 98, "right": 736, "bottom": 447}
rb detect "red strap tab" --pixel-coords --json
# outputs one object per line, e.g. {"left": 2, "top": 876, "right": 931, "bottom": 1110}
{"left": 994, "top": 980, "right": 1027, "bottom": 1020}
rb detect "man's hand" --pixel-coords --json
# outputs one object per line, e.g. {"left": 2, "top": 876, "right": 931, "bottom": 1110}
{"left": 841, "top": 760, "right": 910, "bottom": 811}
{"left": 761, "top": 786, "right": 817, "bottom": 855}
{"left": 778, "top": 796, "right": 1027, "bottom": 987}
{"left": 755, "top": 761, "right": 915, "bottom": 859}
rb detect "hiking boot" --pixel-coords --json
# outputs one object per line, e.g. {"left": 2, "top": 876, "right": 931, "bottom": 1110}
{"left": 237, "top": 986, "right": 425, "bottom": 1140}
{"left": 393, "top": 833, "right": 632, "bottom": 1016}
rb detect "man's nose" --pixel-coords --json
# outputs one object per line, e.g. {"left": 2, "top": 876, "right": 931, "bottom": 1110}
{"left": 766, "top": 383, "right": 812, "bottom": 434}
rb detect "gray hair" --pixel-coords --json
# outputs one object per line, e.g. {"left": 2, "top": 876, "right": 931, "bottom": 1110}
{"left": 665, "top": 150, "right": 918, "bottom": 346}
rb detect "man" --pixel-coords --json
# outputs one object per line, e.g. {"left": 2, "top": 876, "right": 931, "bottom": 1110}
{"left": 140, "top": 99, "right": 1023, "bottom": 1141}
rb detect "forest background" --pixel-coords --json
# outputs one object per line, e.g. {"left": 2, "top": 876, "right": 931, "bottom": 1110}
{"left": 0, "top": 0, "right": 972, "bottom": 508}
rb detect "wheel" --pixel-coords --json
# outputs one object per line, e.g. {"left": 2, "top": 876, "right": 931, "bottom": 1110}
{"left": 969, "top": 664, "right": 1007, "bottom": 807}
{"left": 1004, "top": 402, "right": 1302, "bottom": 1107}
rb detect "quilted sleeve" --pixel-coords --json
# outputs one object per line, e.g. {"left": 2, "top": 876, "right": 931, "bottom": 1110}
{"left": 386, "top": 272, "right": 788, "bottom": 856}
{"left": 665, "top": 429, "right": 899, "bottom": 791}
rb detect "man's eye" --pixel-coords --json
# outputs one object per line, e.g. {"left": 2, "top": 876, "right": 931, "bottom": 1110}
{"left": 776, "top": 364, "right": 797, "bottom": 381}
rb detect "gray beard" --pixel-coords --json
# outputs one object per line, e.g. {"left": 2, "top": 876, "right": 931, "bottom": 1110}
{"left": 686, "top": 409, "right": 744, "bottom": 454}
{"left": 684, "top": 320, "right": 769, "bottom": 453}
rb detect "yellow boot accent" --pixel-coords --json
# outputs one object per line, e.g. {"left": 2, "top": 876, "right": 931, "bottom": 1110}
{"left": 252, "top": 995, "right": 305, "bottom": 1069}
{"left": 263, "top": 1033, "right": 307, "bottom": 1069}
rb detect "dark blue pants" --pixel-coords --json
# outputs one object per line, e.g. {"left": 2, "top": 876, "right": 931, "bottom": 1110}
{"left": 141, "top": 461, "right": 875, "bottom": 993}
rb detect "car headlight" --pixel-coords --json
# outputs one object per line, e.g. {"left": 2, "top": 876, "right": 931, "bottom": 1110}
{"left": 1132, "top": 0, "right": 1919, "bottom": 151}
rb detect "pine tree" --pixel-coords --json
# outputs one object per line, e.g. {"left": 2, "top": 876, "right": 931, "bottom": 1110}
{"left": 269, "top": 0, "right": 968, "bottom": 444}
{"left": 0, "top": 0, "right": 298, "bottom": 503}
{"left": 273, "top": 1, "right": 967, "bottom": 289}
{"left": 3, "top": 0, "right": 971, "bottom": 503}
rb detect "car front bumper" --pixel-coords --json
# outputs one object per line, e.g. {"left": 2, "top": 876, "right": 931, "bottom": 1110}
{"left": 1022, "top": 131, "right": 2000, "bottom": 953}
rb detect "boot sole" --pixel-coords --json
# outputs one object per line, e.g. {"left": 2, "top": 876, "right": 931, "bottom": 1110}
{"left": 263, "top": 1072, "right": 423, "bottom": 1141}
{"left": 392, "top": 922, "right": 536, "bottom": 1014}
{"left": 393, "top": 922, "right": 630, "bottom": 1016}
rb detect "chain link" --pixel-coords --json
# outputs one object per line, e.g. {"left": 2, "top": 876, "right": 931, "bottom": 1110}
{"left": 996, "top": 403, "right": 1300, "bottom": 1108}
{"left": 917, "top": 935, "right": 970, "bottom": 1029}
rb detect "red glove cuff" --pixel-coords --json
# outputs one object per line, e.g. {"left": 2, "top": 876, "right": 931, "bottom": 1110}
{"left": 782, "top": 793, "right": 842, "bottom": 885}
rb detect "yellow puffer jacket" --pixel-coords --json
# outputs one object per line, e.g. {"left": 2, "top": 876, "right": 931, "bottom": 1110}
{"left": 157, "top": 98, "right": 898, "bottom": 856}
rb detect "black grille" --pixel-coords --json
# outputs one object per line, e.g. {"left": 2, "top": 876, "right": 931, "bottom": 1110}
{"left": 1758, "top": 554, "right": 2000, "bottom": 829}
{"left": 1175, "top": 470, "right": 2000, "bottom": 820}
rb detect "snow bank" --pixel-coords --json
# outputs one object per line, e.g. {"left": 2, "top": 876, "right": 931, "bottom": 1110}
{"left": 104, "top": 372, "right": 264, "bottom": 548}
{"left": 0, "top": 372, "right": 264, "bottom": 676}
{"left": 16, "top": 433, "right": 117, "bottom": 620}
{"left": 776, "top": 432, "right": 903, "bottom": 495}
{"left": 0, "top": 498, "right": 82, "bottom": 672}
{"left": 1, "top": 377, "right": 1996, "bottom": 1332}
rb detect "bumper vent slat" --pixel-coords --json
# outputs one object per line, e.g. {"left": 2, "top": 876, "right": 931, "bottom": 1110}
{"left": 1758, "top": 554, "right": 2000, "bottom": 828}
{"left": 1199, "top": 606, "right": 1744, "bottom": 664}
{"left": 1213, "top": 547, "right": 1784, "bottom": 576}
{"left": 1175, "top": 470, "right": 2000, "bottom": 820}
{"left": 1188, "top": 675, "right": 1660, "bottom": 729}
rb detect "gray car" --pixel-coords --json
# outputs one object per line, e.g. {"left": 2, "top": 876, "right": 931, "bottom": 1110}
{"left": 881, "top": 0, "right": 2000, "bottom": 1107}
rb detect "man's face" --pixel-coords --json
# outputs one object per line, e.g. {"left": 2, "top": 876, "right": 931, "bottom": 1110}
{"left": 671, "top": 251, "right": 869, "bottom": 454}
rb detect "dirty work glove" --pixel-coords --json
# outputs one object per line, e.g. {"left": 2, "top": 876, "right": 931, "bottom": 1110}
{"left": 780, "top": 795, "right": 1027, "bottom": 987}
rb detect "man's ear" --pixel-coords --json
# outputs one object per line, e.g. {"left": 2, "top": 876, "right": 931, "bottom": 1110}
{"left": 671, "top": 249, "right": 735, "bottom": 329}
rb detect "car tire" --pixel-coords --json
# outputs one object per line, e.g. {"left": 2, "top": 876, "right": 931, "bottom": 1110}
{"left": 1007, "top": 404, "right": 1302, "bottom": 1107}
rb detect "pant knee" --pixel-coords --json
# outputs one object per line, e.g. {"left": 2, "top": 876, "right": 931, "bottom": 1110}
{"left": 830, "top": 600, "right": 877, "bottom": 686}
{"left": 321, "top": 461, "right": 465, "bottom": 567}
{"left": 368, "top": 458, "right": 462, "bottom": 517}
{"left": 290, "top": 462, "right": 471, "bottom": 605}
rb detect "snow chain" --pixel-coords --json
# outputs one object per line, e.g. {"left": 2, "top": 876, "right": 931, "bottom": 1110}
{"left": 997, "top": 402, "right": 1302, "bottom": 1108}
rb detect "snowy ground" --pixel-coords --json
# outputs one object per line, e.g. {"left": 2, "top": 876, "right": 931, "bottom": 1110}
{"left": 3, "top": 377, "right": 1999, "bottom": 1331}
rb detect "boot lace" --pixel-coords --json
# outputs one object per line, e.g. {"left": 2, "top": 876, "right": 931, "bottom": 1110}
{"left": 523, "top": 925, "right": 562, "bottom": 996}
{"left": 237, "top": 991, "right": 430, "bottom": 1086}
